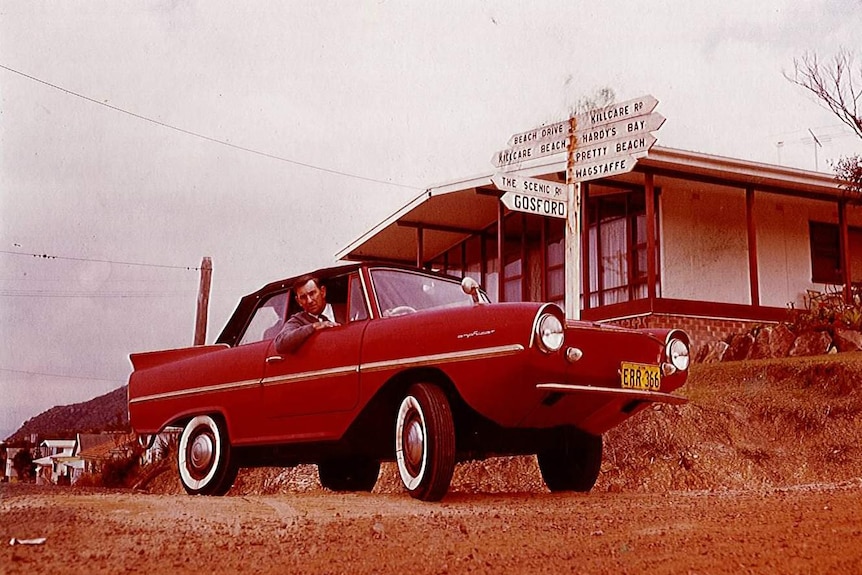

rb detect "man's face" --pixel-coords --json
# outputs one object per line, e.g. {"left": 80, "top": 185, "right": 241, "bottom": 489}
{"left": 295, "top": 280, "right": 326, "bottom": 316}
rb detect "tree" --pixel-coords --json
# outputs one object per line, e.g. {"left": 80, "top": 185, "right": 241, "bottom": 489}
{"left": 785, "top": 49, "right": 862, "bottom": 201}
{"left": 12, "top": 448, "right": 35, "bottom": 481}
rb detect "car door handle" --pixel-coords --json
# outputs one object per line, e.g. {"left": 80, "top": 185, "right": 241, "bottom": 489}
{"left": 265, "top": 355, "right": 284, "bottom": 364}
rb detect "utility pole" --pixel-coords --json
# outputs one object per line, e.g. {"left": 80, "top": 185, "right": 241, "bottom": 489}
{"left": 194, "top": 257, "right": 212, "bottom": 345}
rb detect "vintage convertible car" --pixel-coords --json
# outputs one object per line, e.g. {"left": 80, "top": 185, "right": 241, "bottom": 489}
{"left": 128, "top": 263, "right": 689, "bottom": 501}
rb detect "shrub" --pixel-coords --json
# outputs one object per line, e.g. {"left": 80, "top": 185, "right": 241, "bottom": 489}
{"left": 789, "top": 287, "right": 862, "bottom": 333}
{"left": 100, "top": 445, "right": 143, "bottom": 488}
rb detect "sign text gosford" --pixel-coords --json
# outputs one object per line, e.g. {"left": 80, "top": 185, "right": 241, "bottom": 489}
{"left": 500, "top": 192, "right": 567, "bottom": 219}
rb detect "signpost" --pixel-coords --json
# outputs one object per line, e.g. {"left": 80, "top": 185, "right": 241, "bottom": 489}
{"left": 491, "top": 94, "right": 665, "bottom": 319}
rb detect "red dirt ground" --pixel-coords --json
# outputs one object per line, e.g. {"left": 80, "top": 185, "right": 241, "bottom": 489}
{"left": 2, "top": 353, "right": 861, "bottom": 574}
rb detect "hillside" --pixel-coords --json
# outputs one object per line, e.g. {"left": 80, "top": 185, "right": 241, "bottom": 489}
{"left": 6, "top": 386, "right": 129, "bottom": 442}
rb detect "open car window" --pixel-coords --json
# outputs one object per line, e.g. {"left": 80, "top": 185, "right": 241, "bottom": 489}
{"left": 370, "top": 268, "right": 480, "bottom": 317}
{"left": 238, "top": 291, "right": 288, "bottom": 346}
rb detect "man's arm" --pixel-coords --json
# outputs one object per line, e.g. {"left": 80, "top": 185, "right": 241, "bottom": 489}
{"left": 274, "top": 314, "right": 317, "bottom": 354}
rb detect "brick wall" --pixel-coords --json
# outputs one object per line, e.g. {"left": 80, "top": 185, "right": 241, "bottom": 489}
{"left": 605, "top": 314, "right": 773, "bottom": 360}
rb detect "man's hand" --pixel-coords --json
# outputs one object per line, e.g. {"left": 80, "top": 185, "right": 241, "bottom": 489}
{"left": 313, "top": 320, "right": 340, "bottom": 331}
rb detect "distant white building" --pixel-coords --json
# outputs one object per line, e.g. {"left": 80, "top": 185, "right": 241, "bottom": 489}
{"left": 33, "top": 439, "right": 76, "bottom": 485}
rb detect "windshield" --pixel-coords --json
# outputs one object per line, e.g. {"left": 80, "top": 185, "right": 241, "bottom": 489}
{"left": 370, "top": 269, "right": 486, "bottom": 317}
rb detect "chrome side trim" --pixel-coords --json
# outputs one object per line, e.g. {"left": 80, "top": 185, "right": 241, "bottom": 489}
{"left": 131, "top": 345, "right": 524, "bottom": 405}
{"left": 129, "top": 378, "right": 261, "bottom": 405}
{"left": 536, "top": 383, "right": 688, "bottom": 405}
{"left": 261, "top": 365, "right": 359, "bottom": 387}
{"left": 361, "top": 344, "right": 524, "bottom": 373}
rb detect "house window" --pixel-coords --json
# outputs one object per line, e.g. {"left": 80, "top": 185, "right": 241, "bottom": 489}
{"left": 586, "top": 190, "right": 655, "bottom": 306}
{"left": 465, "top": 235, "right": 482, "bottom": 287}
{"left": 485, "top": 229, "right": 499, "bottom": 303}
{"left": 545, "top": 218, "right": 565, "bottom": 307}
{"left": 502, "top": 214, "right": 524, "bottom": 302}
{"left": 810, "top": 221, "right": 862, "bottom": 284}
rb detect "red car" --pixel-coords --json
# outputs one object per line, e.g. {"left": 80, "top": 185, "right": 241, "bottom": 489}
{"left": 128, "top": 264, "right": 689, "bottom": 501}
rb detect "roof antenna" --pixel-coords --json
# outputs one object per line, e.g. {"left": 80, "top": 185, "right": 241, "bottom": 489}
{"left": 808, "top": 128, "right": 822, "bottom": 171}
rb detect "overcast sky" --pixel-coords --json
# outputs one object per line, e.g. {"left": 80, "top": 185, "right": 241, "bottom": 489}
{"left": 1, "top": 1, "right": 861, "bottom": 440}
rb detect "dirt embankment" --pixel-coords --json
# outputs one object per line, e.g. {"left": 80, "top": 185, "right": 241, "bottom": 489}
{"left": 145, "top": 352, "right": 862, "bottom": 496}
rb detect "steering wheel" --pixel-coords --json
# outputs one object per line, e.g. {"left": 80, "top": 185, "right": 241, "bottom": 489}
{"left": 386, "top": 305, "right": 417, "bottom": 317}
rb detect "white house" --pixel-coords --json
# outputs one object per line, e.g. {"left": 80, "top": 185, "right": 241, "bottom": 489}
{"left": 338, "top": 145, "right": 861, "bottom": 353}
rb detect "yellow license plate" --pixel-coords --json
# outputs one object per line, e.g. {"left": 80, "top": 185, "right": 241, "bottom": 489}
{"left": 620, "top": 362, "right": 661, "bottom": 391}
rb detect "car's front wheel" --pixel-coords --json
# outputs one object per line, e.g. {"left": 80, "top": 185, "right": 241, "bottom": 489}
{"left": 178, "top": 415, "right": 238, "bottom": 496}
{"left": 395, "top": 383, "right": 456, "bottom": 501}
{"left": 537, "top": 428, "right": 602, "bottom": 492}
{"left": 318, "top": 458, "right": 380, "bottom": 492}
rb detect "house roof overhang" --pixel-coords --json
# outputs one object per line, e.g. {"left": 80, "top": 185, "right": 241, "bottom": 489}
{"left": 336, "top": 145, "right": 848, "bottom": 264}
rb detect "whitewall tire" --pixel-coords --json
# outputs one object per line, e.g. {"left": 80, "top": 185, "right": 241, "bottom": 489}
{"left": 395, "top": 384, "right": 456, "bottom": 501}
{"left": 178, "top": 415, "right": 238, "bottom": 496}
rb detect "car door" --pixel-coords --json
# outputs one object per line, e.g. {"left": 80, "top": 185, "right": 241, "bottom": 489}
{"left": 259, "top": 273, "right": 367, "bottom": 443}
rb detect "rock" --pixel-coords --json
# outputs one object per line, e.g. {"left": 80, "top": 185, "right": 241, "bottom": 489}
{"left": 788, "top": 331, "right": 833, "bottom": 357}
{"left": 833, "top": 327, "right": 862, "bottom": 352}
{"left": 723, "top": 333, "right": 754, "bottom": 362}
{"left": 695, "top": 341, "right": 729, "bottom": 364}
{"left": 751, "top": 324, "right": 796, "bottom": 359}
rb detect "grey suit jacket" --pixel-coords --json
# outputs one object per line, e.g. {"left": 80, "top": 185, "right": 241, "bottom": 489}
{"left": 274, "top": 311, "right": 319, "bottom": 354}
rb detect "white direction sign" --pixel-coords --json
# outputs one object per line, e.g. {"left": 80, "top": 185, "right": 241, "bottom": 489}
{"left": 570, "top": 133, "right": 657, "bottom": 166}
{"left": 493, "top": 113, "right": 663, "bottom": 170}
{"left": 500, "top": 192, "right": 567, "bottom": 219}
{"left": 573, "top": 112, "right": 664, "bottom": 147}
{"left": 568, "top": 154, "right": 637, "bottom": 183}
{"left": 492, "top": 135, "right": 568, "bottom": 168}
{"left": 508, "top": 94, "right": 659, "bottom": 146}
{"left": 492, "top": 173, "right": 567, "bottom": 199}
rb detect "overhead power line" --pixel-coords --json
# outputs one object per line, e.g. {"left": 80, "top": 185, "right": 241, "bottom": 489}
{"left": 0, "top": 63, "right": 423, "bottom": 191}
{"left": 0, "top": 367, "right": 122, "bottom": 384}
{"left": 0, "top": 290, "right": 191, "bottom": 299}
{"left": 0, "top": 249, "right": 200, "bottom": 271}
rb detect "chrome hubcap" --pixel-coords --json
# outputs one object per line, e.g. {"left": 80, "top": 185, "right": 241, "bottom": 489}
{"left": 404, "top": 417, "right": 424, "bottom": 473}
{"left": 189, "top": 433, "right": 214, "bottom": 472}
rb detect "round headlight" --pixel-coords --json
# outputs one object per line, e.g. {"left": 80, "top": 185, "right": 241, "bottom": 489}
{"left": 667, "top": 338, "right": 690, "bottom": 371}
{"left": 536, "top": 313, "right": 564, "bottom": 353}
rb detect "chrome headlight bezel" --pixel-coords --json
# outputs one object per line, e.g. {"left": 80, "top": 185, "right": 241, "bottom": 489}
{"left": 536, "top": 313, "right": 565, "bottom": 353}
{"left": 666, "top": 338, "right": 690, "bottom": 371}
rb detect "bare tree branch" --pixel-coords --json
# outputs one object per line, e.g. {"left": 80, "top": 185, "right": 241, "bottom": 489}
{"left": 785, "top": 49, "right": 862, "bottom": 202}
{"left": 784, "top": 49, "right": 862, "bottom": 138}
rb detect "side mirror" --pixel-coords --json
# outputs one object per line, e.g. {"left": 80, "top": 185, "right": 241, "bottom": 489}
{"left": 461, "top": 277, "right": 481, "bottom": 304}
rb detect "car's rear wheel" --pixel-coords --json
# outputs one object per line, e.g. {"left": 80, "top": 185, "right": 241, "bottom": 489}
{"left": 537, "top": 428, "right": 602, "bottom": 492}
{"left": 178, "top": 415, "right": 238, "bottom": 496}
{"left": 395, "top": 383, "right": 456, "bottom": 501}
{"left": 318, "top": 458, "right": 380, "bottom": 492}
